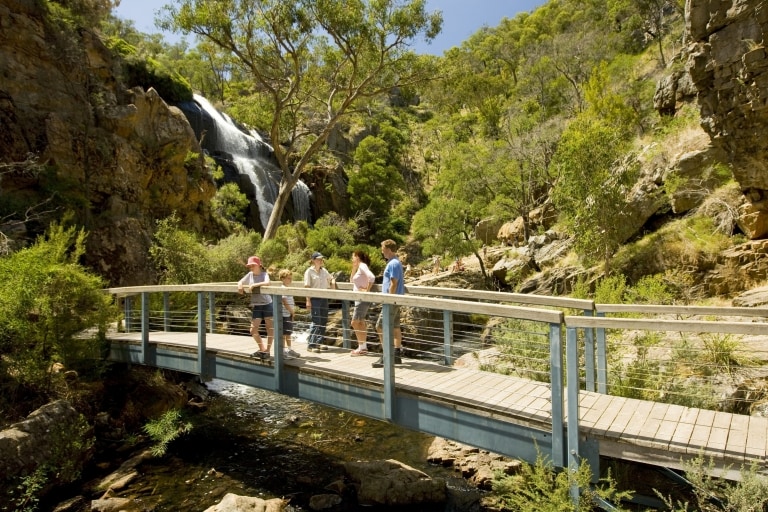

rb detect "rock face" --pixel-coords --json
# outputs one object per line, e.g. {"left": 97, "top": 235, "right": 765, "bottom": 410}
{"left": 343, "top": 459, "right": 446, "bottom": 506}
{"left": 0, "top": 0, "right": 217, "bottom": 285}
{"left": 686, "top": 0, "right": 768, "bottom": 238}
{"left": 0, "top": 400, "right": 88, "bottom": 481}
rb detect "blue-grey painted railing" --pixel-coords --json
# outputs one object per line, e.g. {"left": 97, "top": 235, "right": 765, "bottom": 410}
{"left": 109, "top": 283, "right": 570, "bottom": 465}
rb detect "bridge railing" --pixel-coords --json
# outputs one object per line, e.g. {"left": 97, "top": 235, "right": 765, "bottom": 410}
{"left": 107, "top": 283, "right": 574, "bottom": 467}
{"left": 563, "top": 308, "right": 768, "bottom": 502}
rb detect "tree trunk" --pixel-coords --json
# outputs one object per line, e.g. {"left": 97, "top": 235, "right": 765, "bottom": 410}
{"left": 263, "top": 175, "right": 300, "bottom": 240}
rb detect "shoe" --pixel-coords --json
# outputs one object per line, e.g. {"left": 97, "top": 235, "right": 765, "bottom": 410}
{"left": 318, "top": 344, "right": 329, "bottom": 351}
{"left": 372, "top": 350, "right": 402, "bottom": 367}
{"left": 307, "top": 344, "right": 321, "bottom": 353}
{"left": 251, "top": 351, "right": 269, "bottom": 361}
{"left": 283, "top": 350, "right": 295, "bottom": 360}
{"left": 287, "top": 349, "right": 301, "bottom": 358}
{"left": 350, "top": 348, "right": 368, "bottom": 356}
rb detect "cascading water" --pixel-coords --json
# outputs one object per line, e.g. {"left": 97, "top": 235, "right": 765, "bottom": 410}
{"left": 177, "top": 94, "right": 312, "bottom": 230}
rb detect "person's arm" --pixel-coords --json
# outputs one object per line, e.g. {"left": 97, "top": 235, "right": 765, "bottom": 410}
{"left": 237, "top": 274, "right": 248, "bottom": 294}
{"left": 250, "top": 272, "right": 270, "bottom": 292}
{"left": 388, "top": 277, "right": 398, "bottom": 295}
{"left": 282, "top": 296, "right": 294, "bottom": 316}
{"left": 365, "top": 266, "right": 375, "bottom": 291}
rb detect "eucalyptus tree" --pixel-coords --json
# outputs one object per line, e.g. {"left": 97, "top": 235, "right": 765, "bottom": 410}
{"left": 158, "top": 0, "right": 442, "bottom": 240}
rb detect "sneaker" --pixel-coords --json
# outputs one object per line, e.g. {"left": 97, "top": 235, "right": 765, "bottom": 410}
{"left": 372, "top": 351, "right": 402, "bottom": 368}
{"left": 350, "top": 348, "right": 368, "bottom": 356}
{"left": 251, "top": 351, "right": 269, "bottom": 361}
{"left": 307, "top": 344, "right": 321, "bottom": 353}
{"left": 287, "top": 349, "right": 301, "bottom": 358}
{"left": 283, "top": 350, "right": 295, "bottom": 360}
{"left": 318, "top": 344, "right": 329, "bottom": 351}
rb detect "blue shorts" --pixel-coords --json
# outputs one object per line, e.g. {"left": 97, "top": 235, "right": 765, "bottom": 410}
{"left": 282, "top": 316, "right": 294, "bottom": 334}
{"left": 251, "top": 303, "right": 274, "bottom": 319}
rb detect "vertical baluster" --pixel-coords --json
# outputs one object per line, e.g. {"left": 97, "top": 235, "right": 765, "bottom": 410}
{"left": 549, "top": 321, "right": 565, "bottom": 468}
{"left": 566, "top": 326, "right": 581, "bottom": 508}
{"left": 442, "top": 310, "right": 453, "bottom": 365}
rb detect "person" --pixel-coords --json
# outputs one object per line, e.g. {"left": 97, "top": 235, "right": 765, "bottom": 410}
{"left": 303, "top": 251, "right": 335, "bottom": 352}
{"left": 432, "top": 254, "right": 440, "bottom": 275}
{"left": 237, "top": 256, "right": 273, "bottom": 361}
{"left": 278, "top": 269, "right": 300, "bottom": 359}
{"left": 372, "top": 239, "right": 405, "bottom": 368}
{"left": 349, "top": 250, "right": 376, "bottom": 356}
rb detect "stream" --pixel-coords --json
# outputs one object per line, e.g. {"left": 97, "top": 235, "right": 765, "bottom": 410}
{"left": 83, "top": 378, "right": 485, "bottom": 511}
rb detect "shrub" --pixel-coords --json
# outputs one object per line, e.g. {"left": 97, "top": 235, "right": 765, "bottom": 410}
{"left": 0, "top": 219, "right": 116, "bottom": 399}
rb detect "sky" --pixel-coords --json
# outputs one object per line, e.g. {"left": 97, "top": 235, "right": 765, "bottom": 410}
{"left": 113, "top": 0, "right": 547, "bottom": 56}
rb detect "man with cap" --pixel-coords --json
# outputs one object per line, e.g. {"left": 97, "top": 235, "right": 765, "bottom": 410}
{"left": 303, "top": 252, "right": 335, "bottom": 352}
{"left": 237, "top": 256, "right": 273, "bottom": 361}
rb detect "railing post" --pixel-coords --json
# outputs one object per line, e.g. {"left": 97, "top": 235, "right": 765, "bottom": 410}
{"left": 566, "top": 326, "right": 581, "bottom": 508}
{"left": 549, "top": 322, "right": 565, "bottom": 468}
{"left": 442, "top": 310, "right": 453, "bottom": 365}
{"left": 124, "top": 296, "right": 132, "bottom": 333}
{"left": 272, "top": 296, "right": 283, "bottom": 391}
{"left": 341, "top": 300, "right": 352, "bottom": 349}
{"left": 163, "top": 292, "right": 170, "bottom": 332}
{"left": 208, "top": 292, "right": 215, "bottom": 334}
{"left": 197, "top": 292, "right": 206, "bottom": 378}
{"left": 382, "top": 303, "right": 395, "bottom": 421}
{"left": 596, "top": 312, "right": 608, "bottom": 394}
{"left": 141, "top": 292, "right": 149, "bottom": 364}
{"left": 584, "top": 309, "right": 595, "bottom": 392}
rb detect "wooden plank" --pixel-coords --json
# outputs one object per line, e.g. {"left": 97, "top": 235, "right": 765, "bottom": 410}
{"left": 746, "top": 418, "right": 766, "bottom": 459}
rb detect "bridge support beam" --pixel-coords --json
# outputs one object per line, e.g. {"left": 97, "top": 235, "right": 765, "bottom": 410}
{"left": 549, "top": 322, "right": 565, "bottom": 468}
{"left": 566, "top": 326, "right": 581, "bottom": 507}
{"left": 443, "top": 310, "right": 453, "bottom": 365}
{"left": 197, "top": 292, "right": 207, "bottom": 379}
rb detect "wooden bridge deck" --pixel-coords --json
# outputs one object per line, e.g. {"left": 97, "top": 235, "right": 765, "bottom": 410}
{"left": 108, "top": 330, "right": 768, "bottom": 477}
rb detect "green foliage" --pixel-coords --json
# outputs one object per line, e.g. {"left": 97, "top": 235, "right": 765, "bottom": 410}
{"left": 491, "top": 319, "right": 551, "bottom": 382}
{"left": 348, "top": 133, "right": 406, "bottom": 242}
{"left": 551, "top": 115, "right": 639, "bottom": 268}
{"left": 104, "top": 37, "right": 193, "bottom": 102}
{"left": 149, "top": 213, "right": 262, "bottom": 284}
{"left": 659, "top": 456, "right": 768, "bottom": 512}
{"left": 305, "top": 213, "right": 359, "bottom": 262}
{"left": 46, "top": 0, "right": 118, "bottom": 28}
{"left": 211, "top": 182, "right": 250, "bottom": 227}
{"left": 4, "top": 412, "right": 93, "bottom": 512}
{"left": 412, "top": 198, "right": 477, "bottom": 261}
{"left": 143, "top": 408, "right": 192, "bottom": 457}
{"left": 491, "top": 452, "right": 632, "bottom": 511}
{"left": 0, "top": 219, "right": 116, "bottom": 399}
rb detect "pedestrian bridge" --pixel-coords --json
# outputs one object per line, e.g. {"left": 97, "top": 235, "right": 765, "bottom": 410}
{"left": 105, "top": 282, "right": 768, "bottom": 504}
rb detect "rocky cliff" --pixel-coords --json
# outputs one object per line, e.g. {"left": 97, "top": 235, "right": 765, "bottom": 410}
{"left": 0, "top": 0, "right": 217, "bottom": 285}
{"left": 686, "top": 0, "right": 768, "bottom": 238}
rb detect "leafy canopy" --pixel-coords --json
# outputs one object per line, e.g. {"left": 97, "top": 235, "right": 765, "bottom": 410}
{"left": 158, "top": 0, "right": 442, "bottom": 240}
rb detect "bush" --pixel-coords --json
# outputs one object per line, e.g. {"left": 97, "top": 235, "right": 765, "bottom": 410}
{"left": 0, "top": 219, "right": 116, "bottom": 400}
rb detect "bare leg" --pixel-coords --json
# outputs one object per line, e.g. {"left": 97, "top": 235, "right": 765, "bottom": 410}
{"left": 251, "top": 318, "right": 267, "bottom": 352}
{"left": 265, "top": 317, "right": 274, "bottom": 353}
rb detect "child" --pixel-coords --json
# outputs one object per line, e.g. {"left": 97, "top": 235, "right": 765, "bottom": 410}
{"left": 237, "top": 256, "right": 273, "bottom": 361}
{"left": 278, "top": 269, "right": 300, "bottom": 359}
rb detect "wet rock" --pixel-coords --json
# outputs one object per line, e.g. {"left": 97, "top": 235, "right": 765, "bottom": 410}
{"left": 427, "top": 438, "right": 522, "bottom": 490}
{"left": 308, "top": 493, "right": 343, "bottom": 510}
{"left": 0, "top": 400, "right": 89, "bottom": 481}
{"left": 202, "top": 493, "right": 286, "bottom": 512}
{"left": 343, "top": 459, "right": 446, "bottom": 506}
{"left": 96, "top": 449, "right": 154, "bottom": 493}
{"left": 90, "top": 497, "right": 140, "bottom": 511}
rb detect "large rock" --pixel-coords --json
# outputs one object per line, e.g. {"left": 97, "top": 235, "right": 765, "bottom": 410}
{"left": 343, "top": 459, "right": 446, "bottom": 506}
{"left": 684, "top": 0, "right": 768, "bottom": 237}
{"left": 202, "top": 493, "right": 286, "bottom": 512}
{"left": 0, "top": 1, "right": 217, "bottom": 285}
{"left": 0, "top": 400, "right": 88, "bottom": 479}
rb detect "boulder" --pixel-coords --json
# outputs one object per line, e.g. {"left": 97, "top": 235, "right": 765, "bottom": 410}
{"left": 202, "top": 493, "right": 286, "bottom": 512}
{"left": 0, "top": 400, "right": 89, "bottom": 480}
{"left": 343, "top": 459, "right": 446, "bottom": 506}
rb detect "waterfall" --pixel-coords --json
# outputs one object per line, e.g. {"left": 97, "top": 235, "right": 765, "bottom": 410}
{"left": 177, "top": 94, "right": 312, "bottom": 230}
